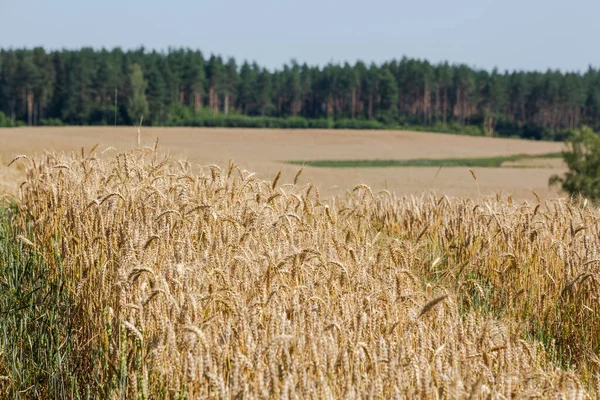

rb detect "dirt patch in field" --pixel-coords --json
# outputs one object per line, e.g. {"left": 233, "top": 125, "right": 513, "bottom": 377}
{"left": 0, "top": 127, "right": 567, "bottom": 200}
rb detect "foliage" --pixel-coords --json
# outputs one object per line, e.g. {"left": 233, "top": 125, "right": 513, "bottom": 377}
{"left": 404, "top": 122, "right": 484, "bottom": 136}
{"left": 550, "top": 126, "right": 600, "bottom": 200}
{"left": 167, "top": 112, "right": 334, "bottom": 129}
{"left": 334, "top": 118, "right": 384, "bottom": 129}
{"left": 0, "top": 111, "right": 14, "bottom": 127}
{"left": 39, "top": 118, "right": 65, "bottom": 126}
{"left": 125, "top": 64, "right": 149, "bottom": 124}
{"left": 0, "top": 204, "right": 74, "bottom": 398}
{"left": 0, "top": 47, "right": 599, "bottom": 139}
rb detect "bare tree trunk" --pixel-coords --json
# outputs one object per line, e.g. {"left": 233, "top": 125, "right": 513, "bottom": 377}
{"left": 335, "top": 96, "right": 343, "bottom": 116}
{"left": 463, "top": 92, "right": 469, "bottom": 125}
{"left": 435, "top": 86, "right": 440, "bottom": 123}
{"left": 351, "top": 89, "right": 357, "bottom": 119}
{"left": 213, "top": 91, "right": 219, "bottom": 114}
{"left": 224, "top": 94, "right": 229, "bottom": 115}
{"left": 358, "top": 97, "right": 364, "bottom": 116}
{"left": 443, "top": 88, "right": 448, "bottom": 125}
{"left": 38, "top": 101, "right": 44, "bottom": 123}
{"left": 33, "top": 101, "right": 38, "bottom": 126}
{"left": 423, "top": 82, "right": 430, "bottom": 124}
{"left": 27, "top": 90, "right": 34, "bottom": 126}
{"left": 456, "top": 87, "right": 464, "bottom": 125}
{"left": 194, "top": 85, "right": 202, "bottom": 114}
{"left": 398, "top": 92, "right": 403, "bottom": 117}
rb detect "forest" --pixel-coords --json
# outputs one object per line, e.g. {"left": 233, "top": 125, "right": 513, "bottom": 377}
{"left": 0, "top": 47, "right": 599, "bottom": 140}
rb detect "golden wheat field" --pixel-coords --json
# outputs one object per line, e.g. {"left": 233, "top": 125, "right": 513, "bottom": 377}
{"left": 2, "top": 128, "right": 599, "bottom": 398}
{"left": 0, "top": 135, "right": 599, "bottom": 398}
{"left": 0, "top": 127, "right": 566, "bottom": 200}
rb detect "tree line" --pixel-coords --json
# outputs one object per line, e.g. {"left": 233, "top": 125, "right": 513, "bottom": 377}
{"left": 1, "top": 47, "right": 600, "bottom": 139}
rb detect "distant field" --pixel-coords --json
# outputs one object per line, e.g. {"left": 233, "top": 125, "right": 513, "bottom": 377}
{"left": 0, "top": 127, "right": 566, "bottom": 199}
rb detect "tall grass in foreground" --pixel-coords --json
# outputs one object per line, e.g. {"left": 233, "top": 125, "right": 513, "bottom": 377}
{"left": 0, "top": 204, "right": 74, "bottom": 398}
{"left": 4, "top": 147, "right": 600, "bottom": 398}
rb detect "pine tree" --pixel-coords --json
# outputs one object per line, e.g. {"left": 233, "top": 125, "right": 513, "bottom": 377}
{"left": 223, "top": 58, "right": 238, "bottom": 115}
{"left": 0, "top": 46, "right": 598, "bottom": 137}
{"left": 125, "top": 63, "right": 149, "bottom": 124}
{"left": 206, "top": 55, "right": 225, "bottom": 114}
{"left": 146, "top": 57, "right": 167, "bottom": 124}
{"left": 0, "top": 50, "right": 18, "bottom": 123}
{"left": 375, "top": 67, "right": 398, "bottom": 123}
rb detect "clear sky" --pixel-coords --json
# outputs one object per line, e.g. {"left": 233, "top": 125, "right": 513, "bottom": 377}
{"left": 1, "top": 0, "right": 598, "bottom": 72}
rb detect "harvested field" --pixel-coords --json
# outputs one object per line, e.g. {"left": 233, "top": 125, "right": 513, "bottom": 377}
{"left": 0, "top": 127, "right": 566, "bottom": 199}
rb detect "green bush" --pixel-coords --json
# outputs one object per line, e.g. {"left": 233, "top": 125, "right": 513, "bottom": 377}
{"left": 334, "top": 119, "right": 384, "bottom": 130}
{"left": 39, "top": 118, "right": 65, "bottom": 126}
{"left": 166, "top": 114, "right": 335, "bottom": 130}
{"left": 403, "top": 123, "right": 484, "bottom": 136}
{"left": 308, "top": 118, "right": 334, "bottom": 129}
{"left": 0, "top": 111, "right": 14, "bottom": 127}
{"left": 550, "top": 126, "right": 600, "bottom": 200}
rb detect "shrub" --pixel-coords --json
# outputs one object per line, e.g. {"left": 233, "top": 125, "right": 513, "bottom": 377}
{"left": 0, "top": 111, "right": 13, "bottom": 127}
{"left": 334, "top": 119, "right": 384, "bottom": 130}
{"left": 550, "top": 126, "right": 600, "bottom": 200}
{"left": 39, "top": 118, "right": 65, "bottom": 126}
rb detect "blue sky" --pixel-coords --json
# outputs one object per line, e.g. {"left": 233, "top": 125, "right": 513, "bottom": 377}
{"left": 1, "top": 0, "right": 598, "bottom": 72}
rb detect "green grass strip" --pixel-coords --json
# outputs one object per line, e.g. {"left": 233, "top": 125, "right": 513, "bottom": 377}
{"left": 286, "top": 152, "right": 562, "bottom": 168}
